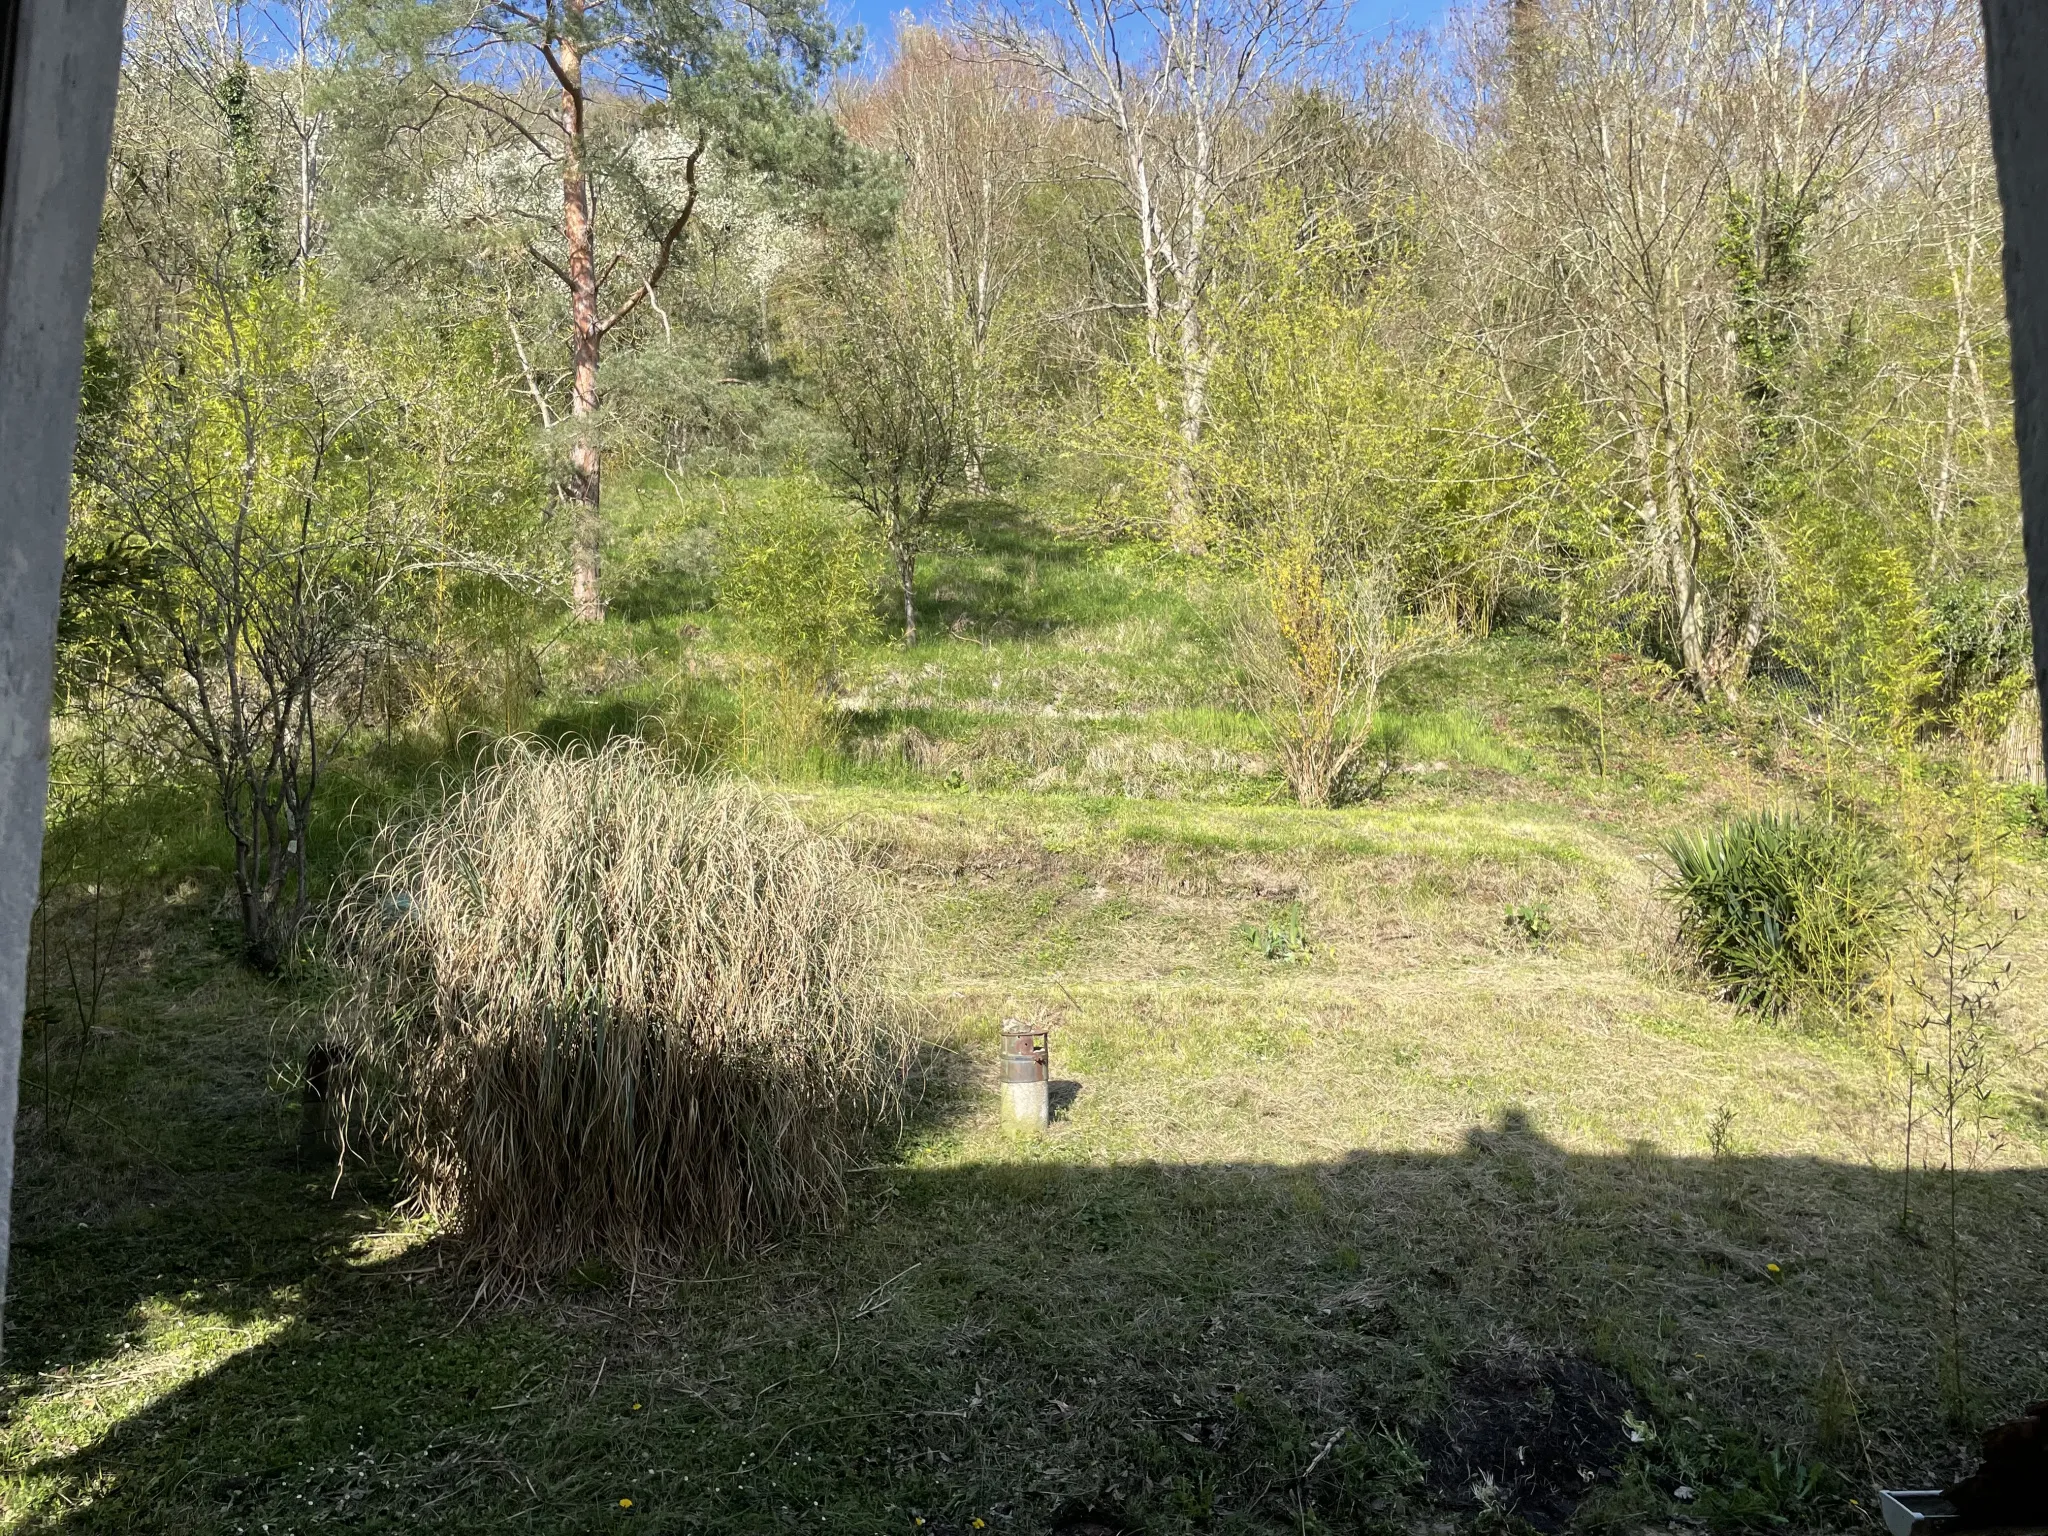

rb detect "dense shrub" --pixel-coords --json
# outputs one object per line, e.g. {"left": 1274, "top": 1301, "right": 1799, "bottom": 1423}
{"left": 1663, "top": 809, "right": 1899, "bottom": 1017}
{"left": 326, "top": 740, "right": 909, "bottom": 1273}
{"left": 1928, "top": 582, "right": 2030, "bottom": 709}
{"left": 716, "top": 476, "right": 881, "bottom": 682}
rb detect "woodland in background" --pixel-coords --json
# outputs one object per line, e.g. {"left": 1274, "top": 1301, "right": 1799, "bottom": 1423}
{"left": 65, "top": 0, "right": 2022, "bottom": 945}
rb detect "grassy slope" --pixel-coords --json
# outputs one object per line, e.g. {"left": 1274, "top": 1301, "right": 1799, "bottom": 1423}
{"left": 3, "top": 487, "right": 2046, "bottom": 1535}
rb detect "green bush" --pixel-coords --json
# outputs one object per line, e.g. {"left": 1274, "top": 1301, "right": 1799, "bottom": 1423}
{"left": 1663, "top": 809, "right": 1899, "bottom": 1016}
{"left": 716, "top": 475, "right": 880, "bottom": 682}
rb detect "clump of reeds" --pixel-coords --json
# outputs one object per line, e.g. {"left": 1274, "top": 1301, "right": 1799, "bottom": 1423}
{"left": 325, "top": 739, "right": 910, "bottom": 1274}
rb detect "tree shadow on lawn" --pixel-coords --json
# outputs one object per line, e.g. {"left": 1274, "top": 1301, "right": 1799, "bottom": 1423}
{"left": 10, "top": 1112, "right": 2047, "bottom": 1535}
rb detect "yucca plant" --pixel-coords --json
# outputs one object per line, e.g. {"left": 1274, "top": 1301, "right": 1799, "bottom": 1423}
{"left": 325, "top": 739, "right": 910, "bottom": 1274}
{"left": 1663, "top": 809, "right": 1899, "bottom": 1017}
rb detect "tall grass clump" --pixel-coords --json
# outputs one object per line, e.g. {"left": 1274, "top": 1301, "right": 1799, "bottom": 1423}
{"left": 326, "top": 739, "right": 910, "bottom": 1273}
{"left": 1663, "top": 808, "right": 1900, "bottom": 1017}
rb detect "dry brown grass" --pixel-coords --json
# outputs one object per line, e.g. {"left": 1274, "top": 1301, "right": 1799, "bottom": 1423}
{"left": 325, "top": 739, "right": 911, "bottom": 1274}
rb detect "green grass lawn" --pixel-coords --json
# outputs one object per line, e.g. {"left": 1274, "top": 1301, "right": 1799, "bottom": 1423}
{"left": 5, "top": 491, "right": 2046, "bottom": 1534}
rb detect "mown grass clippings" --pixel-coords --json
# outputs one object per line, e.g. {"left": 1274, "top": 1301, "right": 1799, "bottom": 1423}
{"left": 11, "top": 498, "right": 2048, "bottom": 1535}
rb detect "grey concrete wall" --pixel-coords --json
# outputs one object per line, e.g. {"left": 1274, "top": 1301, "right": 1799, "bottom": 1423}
{"left": 1983, "top": 2, "right": 2048, "bottom": 765}
{"left": 0, "top": 0, "right": 125, "bottom": 1348}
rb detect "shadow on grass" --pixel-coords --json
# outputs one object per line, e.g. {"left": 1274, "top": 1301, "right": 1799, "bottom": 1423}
{"left": 607, "top": 564, "right": 716, "bottom": 626}
{"left": 530, "top": 696, "right": 665, "bottom": 752}
{"left": 914, "top": 500, "right": 1139, "bottom": 640}
{"left": 10, "top": 1105, "right": 2047, "bottom": 1535}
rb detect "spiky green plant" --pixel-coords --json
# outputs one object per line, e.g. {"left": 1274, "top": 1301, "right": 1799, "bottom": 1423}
{"left": 1663, "top": 809, "right": 1899, "bottom": 1017}
{"left": 326, "top": 739, "right": 910, "bottom": 1274}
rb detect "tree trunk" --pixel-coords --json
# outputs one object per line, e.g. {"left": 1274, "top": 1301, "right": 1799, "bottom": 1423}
{"left": 561, "top": 24, "right": 605, "bottom": 623}
{"left": 1639, "top": 477, "right": 1714, "bottom": 700}
{"left": 1641, "top": 477, "right": 1762, "bottom": 705}
{"left": 1172, "top": 288, "right": 1209, "bottom": 541}
{"left": 895, "top": 537, "right": 918, "bottom": 643}
{"left": 1701, "top": 604, "right": 1765, "bottom": 705}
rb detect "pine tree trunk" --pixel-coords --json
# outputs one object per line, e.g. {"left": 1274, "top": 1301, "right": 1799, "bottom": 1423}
{"left": 561, "top": 23, "right": 604, "bottom": 623}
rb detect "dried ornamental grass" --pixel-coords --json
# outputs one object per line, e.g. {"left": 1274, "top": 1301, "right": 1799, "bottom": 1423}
{"left": 326, "top": 740, "right": 910, "bottom": 1272}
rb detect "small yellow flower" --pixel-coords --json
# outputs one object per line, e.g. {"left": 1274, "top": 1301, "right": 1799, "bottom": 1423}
{"left": 619, "top": 1498, "right": 633, "bottom": 1508}
{"left": 1766, "top": 1262, "right": 1781, "bottom": 1274}
{"left": 973, "top": 1522, "right": 986, "bottom": 1530}
{"left": 631, "top": 1402, "right": 643, "bottom": 1411}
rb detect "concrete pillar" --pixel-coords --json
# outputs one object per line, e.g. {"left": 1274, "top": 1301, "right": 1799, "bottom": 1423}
{"left": 1983, "top": 2, "right": 2048, "bottom": 766}
{"left": 0, "top": 0, "right": 125, "bottom": 1349}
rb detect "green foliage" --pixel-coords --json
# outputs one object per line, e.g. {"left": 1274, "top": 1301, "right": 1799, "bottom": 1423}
{"left": 1778, "top": 520, "right": 1940, "bottom": 749}
{"left": 1927, "top": 583, "right": 2031, "bottom": 743}
{"left": 68, "top": 275, "right": 545, "bottom": 963}
{"left": 598, "top": 338, "right": 838, "bottom": 477}
{"left": 376, "top": 318, "right": 552, "bottom": 742}
{"left": 1681, "top": 1443, "right": 1836, "bottom": 1527}
{"left": 71, "top": 278, "right": 396, "bottom": 965}
{"left": 1663, "top": 810, "right": 1901, "bottom": 1017}
{"left": 337, "top": 0, "right": 855, "bottom": 113}
{"left": 1102, "top": 195, "right": 1481, "bottom": 807}
{"left": 1243, "top": 901, "right": 1310, "bottom": 962}
{"left": 1719, "top": 179, "right": 1814, "bottom": 441}
{"left": 798, "top": 236, "right": 972, "bottom": 639}
{"left": 1100, "top": 193, "right": 1524, "bottom": 625}
{"left": 1233, "top": 548, "right": 1454, "bottom": 807}
{"left": 715, "top": 475, "right": 881, "bottom": 680}
{"left": 216, "top": 58, "right": 286, "bottom": 277}
{"left": 1929, "top": 583, "right": 2029, "bottom": 695}
{"left": 1504, "top": 900, "right": 1555, "bottom": 944}
{"left": 1895, "top": 843, "right": 2015, "bottom": 1426}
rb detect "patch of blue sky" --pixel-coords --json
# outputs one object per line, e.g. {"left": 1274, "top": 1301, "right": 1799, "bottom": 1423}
{"left": 829, "top": 0, "right": 1447, "bottom": 78}
{"left": 230, "top": 0, "right": 1449, "bottom": 89}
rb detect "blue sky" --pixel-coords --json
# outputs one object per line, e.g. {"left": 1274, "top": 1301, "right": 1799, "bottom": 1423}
{"left": 832, "top": 0, "right": 1450, "bottom": 63}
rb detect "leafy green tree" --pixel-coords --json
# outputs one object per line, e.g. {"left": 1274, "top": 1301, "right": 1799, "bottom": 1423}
{"left": 376, "top": 318, "right": 553, "bottom": 745}
{"left": 1100, "top": 195, "right": 1495, "bottom": 804}
{"left": 1778, "top": 511, "right": 1941, "bottom": 754}
{"left": 73, "top": 281, "right": 389, "bottom": 967}
{"left": 1233, "top": 549, "right": 1452, "bottom": 808}
{"left": 800, "top": 239, "right": 971, "bottom": 642}
{"left": 840, "top": 25, "right": 1056, "bottom": 490}
{"left": 72, "top": 276, "right": 541, "bottom": 968}
{"left": 1449, "top": 0, "right": 1947, "bottom": 703}
{"left": 1104, "top": 195, "right": 1519, "bottom": 600}
{"left": 716, "top": 475, "right": 880, "bottom": 683}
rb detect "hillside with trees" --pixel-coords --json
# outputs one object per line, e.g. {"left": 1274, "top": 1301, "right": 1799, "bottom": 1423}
{"left": 7, "top": 0, "right": 2045, "bottom": 1531}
